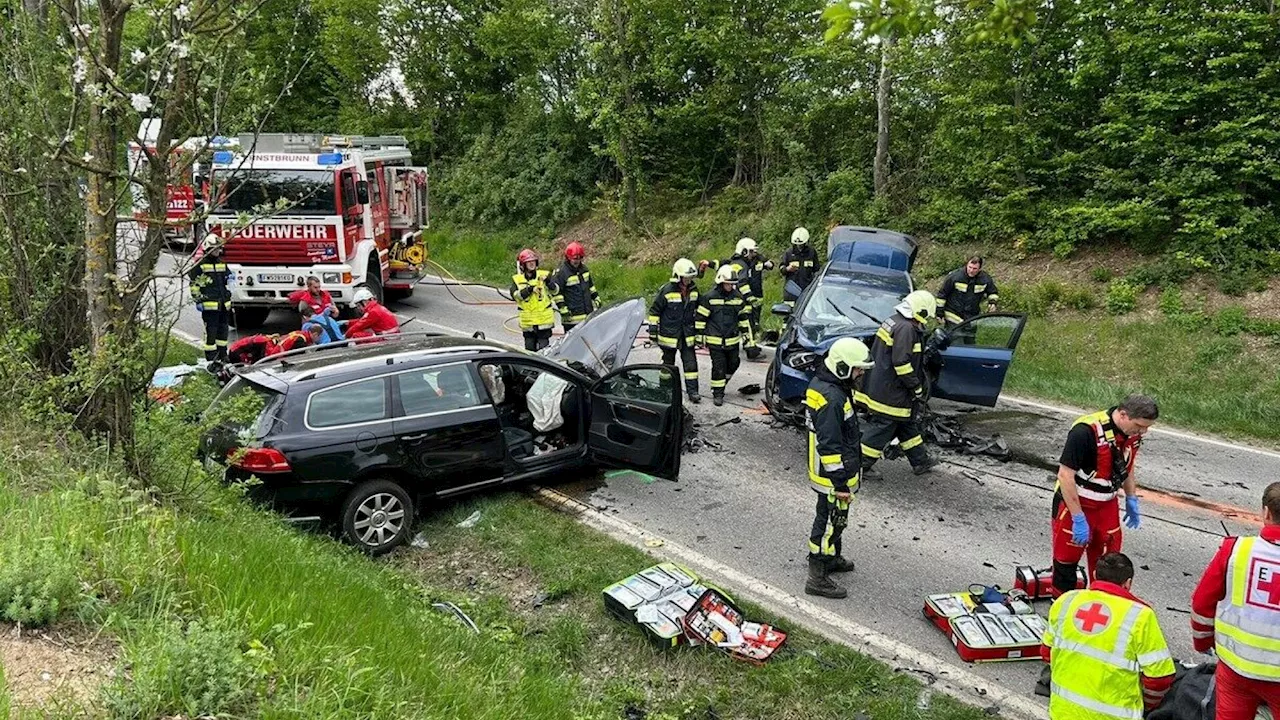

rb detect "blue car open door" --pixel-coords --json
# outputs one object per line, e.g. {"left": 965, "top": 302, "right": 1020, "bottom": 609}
{"left": 930, "top": 313, "right": 1028, "bottom": 407}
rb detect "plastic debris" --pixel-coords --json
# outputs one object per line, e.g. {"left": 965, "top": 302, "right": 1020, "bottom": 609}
{"left": 737, "top": 383, "right": 762, "bottom": 395}
{"left": 645, "top": 538, "right": 665, "bottom": 548}
{"left": 410, "top": 533, "right": 430, "bottom": 549}
{"left": 431, "top": 602, "right": 479, "bottom": 633}
{"left": 456, "top": 510, "right": 482, "bottom": 528}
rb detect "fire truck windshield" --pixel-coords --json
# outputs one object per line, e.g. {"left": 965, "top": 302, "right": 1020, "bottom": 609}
{"left": 214, "top": 169, "right": 336, "bottom": 215}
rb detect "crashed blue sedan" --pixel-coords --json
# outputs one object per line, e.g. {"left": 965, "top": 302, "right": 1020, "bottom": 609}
{"left": 764, "top": 226, "right": 1028, "bottom": 425}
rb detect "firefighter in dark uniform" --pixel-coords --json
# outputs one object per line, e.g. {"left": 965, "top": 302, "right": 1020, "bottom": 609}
{"left": 187, "top": 233, "right": 234, "bottom": 365}
{"left": 780, "top": 226, "right": 819, "bottom": 305}
{"left": 695, "top": 265, "right": 752, "bottom": 406}
{"left": 552, "top": 241, "right": 599, "bottom": 334}
{"left": 857, "top": 289, "right": 941, "bottom": 478}
{"left": 510, "top": 248, "right": 559, "bottom": 351}
{"left": 701, "top": 237, "right": 773, "bottom": 359}
{"left": 804, "top": 337, "right": 875, "bottom": 599}
{"left": 1050, "top": 394, "right": 1157, "bottom": 597}
{"left": 936, "top": 255, "right": 999, "bottom": 330}
{"left": 648, "top": 259, "right": 702, "bottom": 403}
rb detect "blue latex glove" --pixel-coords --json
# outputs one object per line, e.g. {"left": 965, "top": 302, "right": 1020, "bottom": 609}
{"left": 1071, "top": 513, "right": 1090, "bottom": 545}
{"left": 1124, "top": 496, "right": 1141, "bottom": 529}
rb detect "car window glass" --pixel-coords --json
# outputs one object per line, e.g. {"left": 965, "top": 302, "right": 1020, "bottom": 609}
{"left": 597, "top": 367, "right": 673, "bottom": 404}
{"left": 399, "top": 365, "right": 481, "bottom": 415}
{"left": 953, "top": 315, "right": 1020, "bottom": 348}
{"left": 308, "top": 377, "right": 387, "bottom": 428}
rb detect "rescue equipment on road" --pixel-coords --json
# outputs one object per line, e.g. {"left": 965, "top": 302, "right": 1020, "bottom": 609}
{"left": 1013, "top": 565, "right": 1088, "bottom": 601}
{"left": 923, "top": 585, "right": 1048, "bottom": 663}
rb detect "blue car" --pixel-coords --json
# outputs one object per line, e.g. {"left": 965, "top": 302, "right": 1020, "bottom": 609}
{"left": 764, "top": 226, "right": 1027, "bottom": 424}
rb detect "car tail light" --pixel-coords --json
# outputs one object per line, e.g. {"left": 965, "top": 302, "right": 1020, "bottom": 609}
{"left": 229, "top": 447, "right": 291, "bottom": 473}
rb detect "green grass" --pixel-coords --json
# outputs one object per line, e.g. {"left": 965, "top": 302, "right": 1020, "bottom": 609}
{"left": 0, "top": 374, "right": 992, "bottom": 719}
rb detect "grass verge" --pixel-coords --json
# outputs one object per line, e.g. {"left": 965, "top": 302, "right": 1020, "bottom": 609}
{"left": 0, "top": 372, "right": 994, "bottom": 719}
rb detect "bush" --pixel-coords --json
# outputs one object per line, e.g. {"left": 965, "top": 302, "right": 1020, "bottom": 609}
{"left": 1105, "top": 280, "right": 1140, "bottom": 315}
{"left": 1061, "top": 286, "right": 1097, "bottom": 311}
{"left": 1090, "top": 267, "right": 1114, "bottom": 283}
{"left": 1158, "top": 287, "right": 1183, "bottom": 316}
{"left": 0, "top": 545, "right": 80, "bottom": 626}
{"left": 1215, "top": 306, "right": 1248, "bottom": 336}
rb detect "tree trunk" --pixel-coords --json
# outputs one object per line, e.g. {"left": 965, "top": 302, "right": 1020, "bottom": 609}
{"left": 873, "top": 34, "right": 895, "bottom": 199}
{"left": 612, "top": 0, "right": 638, "bottom": 226}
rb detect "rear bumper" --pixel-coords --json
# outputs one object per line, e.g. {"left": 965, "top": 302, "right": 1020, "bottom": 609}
{"left": 226, "top": 467, "right": 351, "bottom": 510}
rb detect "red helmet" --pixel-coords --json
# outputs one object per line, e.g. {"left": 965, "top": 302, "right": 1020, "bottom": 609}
{"left": 565, "top": 241, "right": 585, "bottom": 261}
{"left": 517, "top": 248, "right": 539, "bottom": 266}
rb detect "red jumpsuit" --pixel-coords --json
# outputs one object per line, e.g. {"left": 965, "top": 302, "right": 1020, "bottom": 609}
{"left": 347, "top": 300, "right": 399, "bottom": 339}
{"left": 1190, "top": 525, "right": 1280, "bottom": 720}
{"left": 227, "top": 331, "right": 312, "bottom": 365}
{"left": 287, "top": 288, "right": 335, "bottom": 316}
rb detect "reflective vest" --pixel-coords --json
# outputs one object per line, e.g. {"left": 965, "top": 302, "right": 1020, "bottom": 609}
{"left": 512, "top": 270, "right": 556, "bottom": 330}
{"left": 805, "top": 369, "right": 860, "bottom": 494}
{"left": 1215, "top": 536, "right": 1280, "bottom": 681}
{"left": 647, "top": 280, "right": 700, "bottom": 348}
{"left": 1062, "top": 410, "right": 1140, "bottom": 504}
{"left": 1044, "top": 589, "right": 1175, "bottom": 720}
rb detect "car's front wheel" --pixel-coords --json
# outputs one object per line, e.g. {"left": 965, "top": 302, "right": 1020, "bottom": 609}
{"left": 340, "top": 479, "right": 414, "bottom": 555}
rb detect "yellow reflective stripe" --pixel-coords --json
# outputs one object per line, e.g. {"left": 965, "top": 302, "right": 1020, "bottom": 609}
{"left": 1217, "top": 617, "right": 1280, "bottom": 653}
{"left": 944, "top": 311, "right": 964, "bottom": 324}
{"left": 876, "top": 327, "right": 893, "bottom": 345}
{"left": 900, "top": 435, "right": 923, "bottom": 450}
{"left": 894, "top": 363, "right": 913, "bottom": 376}
{"left": 656, "top": 336, "right": 677, "bottom": 348}
{"left": 1050, "top": 683, "right": 1143, "bottom": 720}
{"left": 695, "top": 305, "right": 711, "bottom": 316}
{"left": 1217, "top": 637, "right": 1280, "bottom": 680}
{"left": 856, "top": 392, "right": 911, "bottom": 418}
{"left": 860, "top": 443, "right": 882, "bottom": 459}
{"left": 954, "top": 283, "right": 968, "bottom": 292}
{"left": 201, "top": 301, "right": 222, "bottom": 309}
{"left": 973, "top": 284, "right": 986, "bottom": 292}
{"left": 819, "top": 453, "right": 842, "bottom": 465}
{"left": 805, "top": 389, "right": 828, "bottom": 410}
{"left": 987, "top": 294, "right": 1000, "bottom": 301}
{"left": 935, "top": 298, "right": 946, "bottom": 307}
{"left": 665, "top": 292, "right": 682, "bottom": 300}
{"left": 683, "top": 371, "right": 698, "bottom": 380}
{"left": 912, "top": 343, "right": 922, "bottom": 353}
{"left": 646, "top": 315, "right": 659, "bottom": 324}
{"left": 710, "top": 378, "right": 727, "bottom": 387}
{"left": 565, "top": 276, "right": 580, "bottom": 285}
{"left": 1231, "top": 537, "right": 1254, "bottom": 606}
{"left": 704, "top": 336, "right": 723, "bottom": 345}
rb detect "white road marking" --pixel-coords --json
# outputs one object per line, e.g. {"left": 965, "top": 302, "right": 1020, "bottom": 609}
{"left": 534, "top": 486, "right": 1047, "bottom": 720}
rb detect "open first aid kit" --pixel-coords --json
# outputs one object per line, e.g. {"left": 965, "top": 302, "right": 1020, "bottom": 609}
{"left": 602, "top": 564, "right": 786, "bottom": 663}
{"left": 923, "top": 586, "right": 1048, "bottom": 663}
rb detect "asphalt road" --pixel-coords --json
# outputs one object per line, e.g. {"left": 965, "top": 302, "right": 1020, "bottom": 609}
{"left": 155, "top": 248, "right": 1277, "bottom": 708}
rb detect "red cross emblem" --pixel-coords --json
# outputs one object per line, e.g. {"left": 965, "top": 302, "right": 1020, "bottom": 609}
{"left": 1247, "top": 559, "right": 1280, "bottom": 610}
{"left": 1074, "top": 602, "right": 1112, "bottom": 634}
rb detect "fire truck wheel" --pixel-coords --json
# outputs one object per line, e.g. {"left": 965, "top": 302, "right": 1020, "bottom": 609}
{"left": 232, "top": 307, "right": 270, "bottom": 330}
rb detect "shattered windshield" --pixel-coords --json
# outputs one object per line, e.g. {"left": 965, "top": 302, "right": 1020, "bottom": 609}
{"left": 798, "top": 281, "right": 902, "bottom": 339}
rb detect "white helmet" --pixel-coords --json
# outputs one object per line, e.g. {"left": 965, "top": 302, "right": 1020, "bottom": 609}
{"left": 352, "top": 287, "right": 375, "bottom": 305}
{"left": 898, "top": 289, "right": 936, "bottom": 323}
{"left": 825, "top": 337, "right": 874, "bottom": 379}
{"left": 791, "top": 227, "right": 810, "bottom": 245}
{"left": 714, "top": 265, "right": 738, "bottom": 285}
{"left": 672, "top": 258, "right": 698, "bottom": 280}
{"left": 735, "top": 237, "right": 757, "bottom": 255}
{"left": 200, "top": 232, "right": 225, "bottom": 253}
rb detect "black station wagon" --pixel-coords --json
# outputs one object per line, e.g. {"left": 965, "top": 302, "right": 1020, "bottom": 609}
{"left": 201, "top": 299, "right": 685, "bottom": 554}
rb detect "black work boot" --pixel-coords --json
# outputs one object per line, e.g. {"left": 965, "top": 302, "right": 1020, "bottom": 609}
{"left": 804, "top": 557, "right": 847, "bottom": 599}
{"left": 686, "top": 383, "right": 700, "bottom": 404}
{"left": 861, "top": 463, "right": 883, "bottom": 482}
{"left": 713, "top": 392, "right": 724, "bottom": 407}
{"left": 828, "top": 556, "right": 855, "bottom": 574}
{"left": 912, "top": 456, "right": 941, "bottom": 476}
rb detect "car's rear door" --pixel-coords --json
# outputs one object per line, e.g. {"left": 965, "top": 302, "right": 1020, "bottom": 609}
{"left": 289, "top": 375, "right": 397, "bottom": 485}
{"left": 391, "top": 361, "right": 505, "bottom": 496}
{"left": 931, "top": 313, "right": 1028, "bottom": 407}
{"left": 586, "top": 364, "right": 685, "bottom": 480}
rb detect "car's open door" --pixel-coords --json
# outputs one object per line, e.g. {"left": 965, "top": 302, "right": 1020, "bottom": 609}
{"left": 587, "top": 364, "right": 684, "bottom": 480}
{"left": 931, "top": 313, "right": 1028, "bottom": 407}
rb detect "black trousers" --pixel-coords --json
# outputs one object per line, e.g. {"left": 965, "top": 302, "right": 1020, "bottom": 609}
{"left": 201, "top": 309, "right": 230, "bottom": 362}
{"left": 660, "top": 340, "right": 699, "bottom": 395}
{"left": 523, "top": 328, "right": 552, "bottom": 351}
{"left": 562, "top": 322, "right": 578, "bottom": 335}
{"left": 744, "top": 304, "right": 762, "bottom": 355}
{"left": 708, "top": 346, "right": 740, "bottom": 396}
{"left": 860, "top": 412, "right": 929, "bottom": 468}
{"left": 808, "top": 491, "right": 850, "bottom": 559}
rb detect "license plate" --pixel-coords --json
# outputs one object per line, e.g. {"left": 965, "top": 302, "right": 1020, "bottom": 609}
{"left": 258, "top": 273, "right": 293, "bottom": 283}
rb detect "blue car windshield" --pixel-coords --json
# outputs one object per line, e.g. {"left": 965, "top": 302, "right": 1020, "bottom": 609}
{"left": 798, "top": 280, "right": 903, "bottom": 338}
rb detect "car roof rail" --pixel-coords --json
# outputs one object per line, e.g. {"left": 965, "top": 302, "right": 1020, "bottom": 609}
{"left": 250, "top": 331, "right": 447, "bottom": 367}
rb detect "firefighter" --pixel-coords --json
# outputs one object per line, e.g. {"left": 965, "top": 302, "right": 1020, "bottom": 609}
{"left": 701, "top": 238, "right": 773, "bottom": 360}
{"left": 803, "top": 337, "right": 875, "bottom": 599}
{"left": 287, "top": 275, "right": 339, "bottom": 318}
{"left": 1050, "top": 394, "right": 1157, "bottom": 597}
{"left": 187, "top": 233, "right": 234, "bottom": 364}
{"left": 935, "top": 255, "right": 999, "bottom": 329}
{"left": 695, "top": 265, "right": 752, "bottom": 406}
{"left": 1041, "top": 552, "right": 1175, "bottom": 719}
{"left": 509, "top": 248, "right": 559, "bottom": 351}
{"left": 647, "top": 259, "right": 702, "bottom": 403}
{"left": 780, "top": 226, "right": 819, "bottom": 305}
{"left": 552, "top": 241, "right": 599, "bottom": 334}
{"left": 1190, "top": 481, "right": 1280, "bottom": 720}
{"left": 345, "top": 287, "right": 400, "bottom": 339}
{"left": 857, "top": 289, "right": 941, "bottom": 478}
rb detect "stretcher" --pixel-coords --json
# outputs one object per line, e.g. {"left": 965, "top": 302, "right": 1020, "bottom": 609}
{"left": 923, "top": 588, "right": 1048, "bottom": 663}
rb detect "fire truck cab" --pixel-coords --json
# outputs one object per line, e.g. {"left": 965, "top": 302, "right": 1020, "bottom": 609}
{"left": 128, "top": 119, "right": 208, "bottom": 248}
{"left": 206, "top": 133, "right": 429, "bottom": 329}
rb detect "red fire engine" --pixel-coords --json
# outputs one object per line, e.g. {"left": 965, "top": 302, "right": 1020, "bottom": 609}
{"left": 205, "top": 133, "right": 429, "bottom": 329}
{"left": 128, "top": 119, "right": 209, "bottom": 248}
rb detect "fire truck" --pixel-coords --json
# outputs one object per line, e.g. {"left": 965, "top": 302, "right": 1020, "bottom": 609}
{"left": 128, "top": 119, "right": 209, "bottom": 248}
{"left": 205, "top": 133, "right": 429, "bottom": 329}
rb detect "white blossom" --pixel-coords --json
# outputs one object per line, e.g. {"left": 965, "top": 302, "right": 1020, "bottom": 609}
{"left": 131, "top": 49, "right": 146, "bottom": 64}
{"left": 174, "top": 42, "right": 190, "bottom": 59}
{"left": 72, "top": 23, "right": 93, "bottom": 37}
{"left": 84, "top": 83, "right": 102, "bottom": 99}
{"left": 14, "top": 167, "right": 27, "bottom": 174}
{"left": 174, "top": 3, "right": 190, "bottom": 20}
{"left": 72, "top": 57, "right": 87, "bottom": 84}
{"left": 82, "top": 152, "right": 95, "bottom": 163}
{"left": 130, "top": 93, "right": 153, "bottom": 113}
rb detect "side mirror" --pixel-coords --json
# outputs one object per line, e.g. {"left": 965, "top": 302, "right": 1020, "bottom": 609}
{"left": 356, "top": 180, "right": 370, "bottom": 205}
{"left": 771, "top": 302, "right": 792, "bottom": 317}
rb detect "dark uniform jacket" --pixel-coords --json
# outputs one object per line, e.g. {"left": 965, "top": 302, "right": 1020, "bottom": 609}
{"left": 781, "top": 245, "right": 819, "bottom": 296}
{"left": 695, "top": 285, "right": 751, "bottom": 346}
{"left": 805, "top": 366, "right": 860, "bottom": 493}
{"left": 856, "top": 312, "right": 925, "bottom": 418}
{"left": 936, "top": 268, "right": 999, "bottom": 325}
{"left": 707, "top": 253, "right": 770, "bottom": 304}
{"left": 647, "top": 280, "right": 700, "bottom": 348}
{"left": 188, "top": 257, "right": 233, "bottom": 311}
{"left": 552, "top": 261, "right": 599, "bottom": 324}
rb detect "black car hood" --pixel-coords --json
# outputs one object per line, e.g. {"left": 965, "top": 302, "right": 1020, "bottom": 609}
{"left": 542, "top": 298, "right": 646, "bottom": 378}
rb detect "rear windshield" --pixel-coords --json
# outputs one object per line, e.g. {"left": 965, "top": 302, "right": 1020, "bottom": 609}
{"left": 213, "top": 169, "right": 336, "bottom": 215}
{"left": 206, "top": 376, "right": 282, "bottom": 440}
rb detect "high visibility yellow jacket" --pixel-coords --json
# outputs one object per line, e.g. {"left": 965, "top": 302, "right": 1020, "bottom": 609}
{"left": 855, "top": 311, "right": 924, "bottom": 418}
{"left": 1043, "top": 583, "right": 1176, "bottom": 720}
{"left": 1213, "top": 535, "right": 1280, "bottom": 681}
{"left": 510, "top": 270, "right": 557, "bottom": 330}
